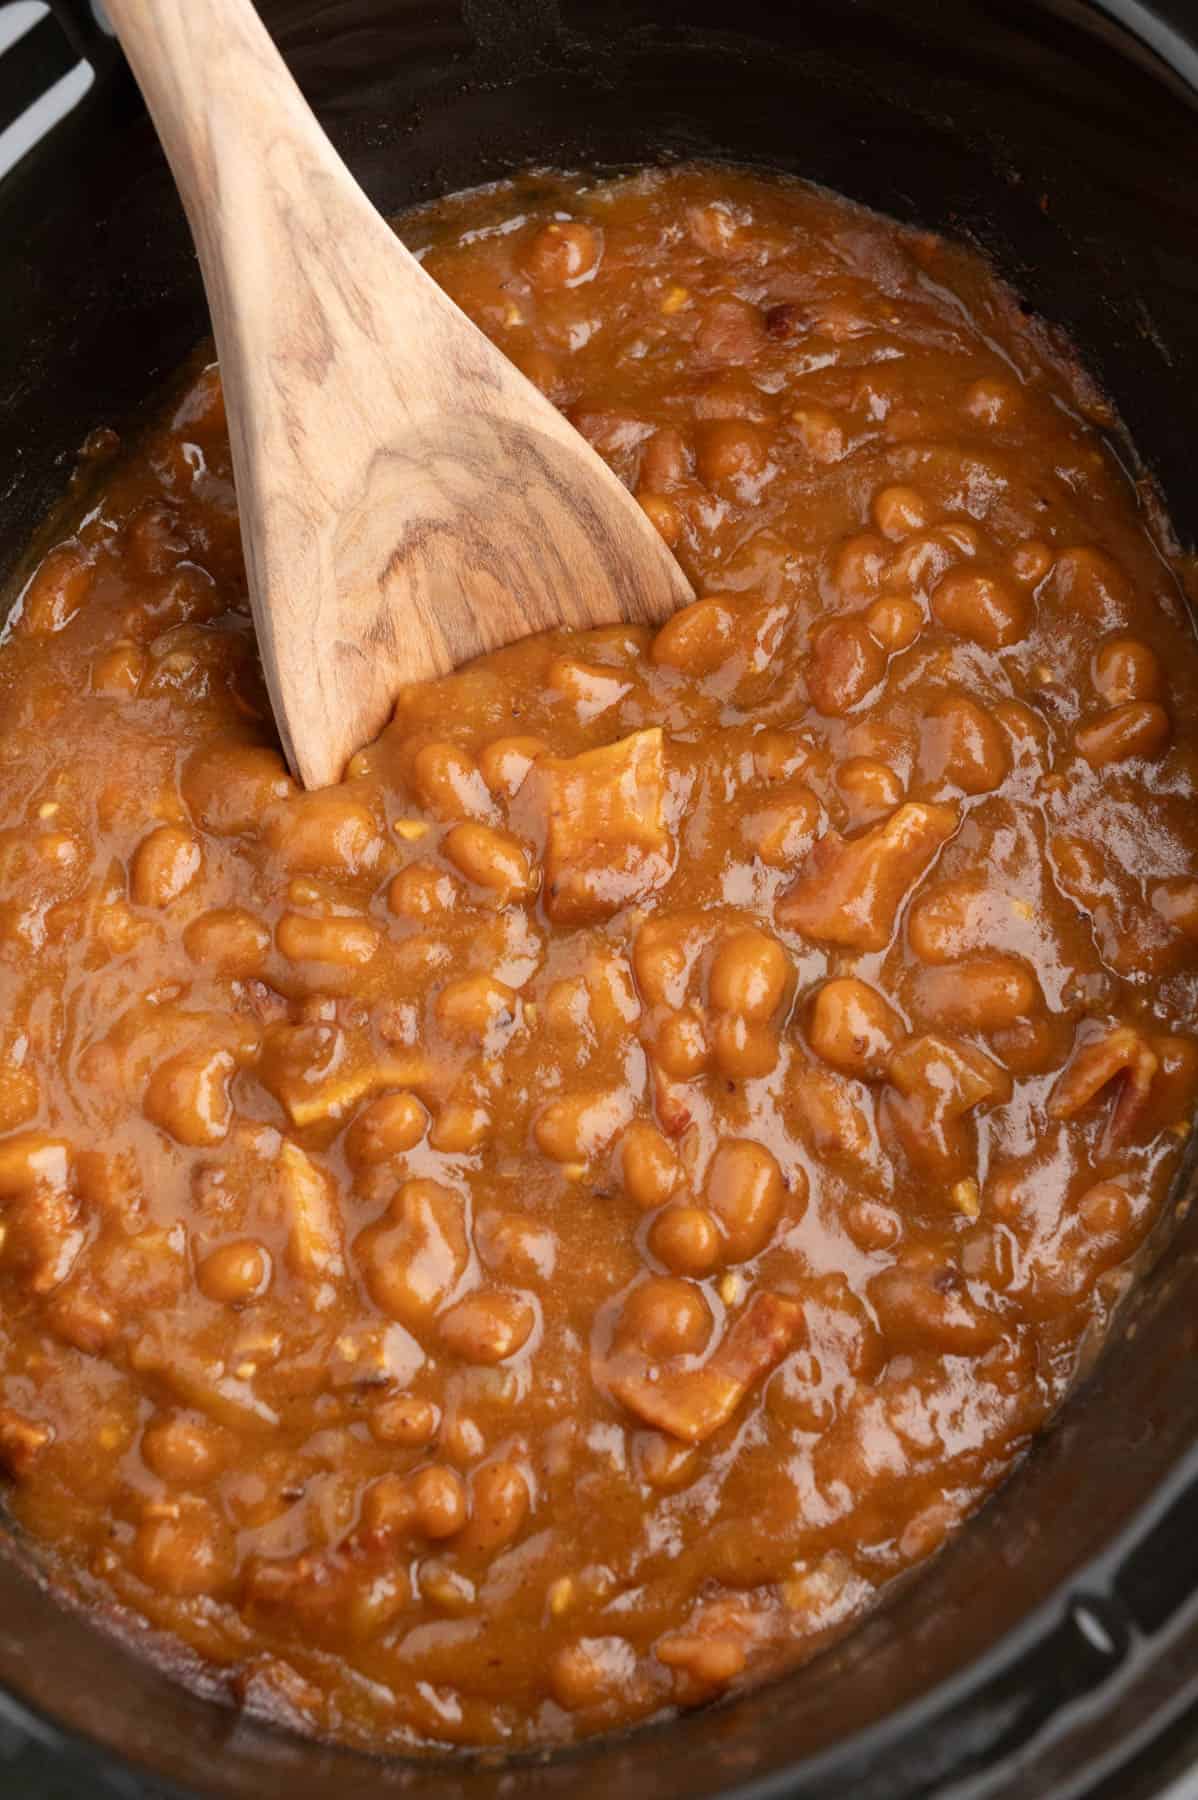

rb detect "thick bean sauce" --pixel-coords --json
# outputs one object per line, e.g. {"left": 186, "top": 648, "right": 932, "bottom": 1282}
{"left": 1, "top": 163, "right": 1197, "bottom": 1751}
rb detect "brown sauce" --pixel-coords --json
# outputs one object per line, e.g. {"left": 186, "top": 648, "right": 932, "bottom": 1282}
{"left": 0, "top": 162, "right": 1196, "bottom": 1751}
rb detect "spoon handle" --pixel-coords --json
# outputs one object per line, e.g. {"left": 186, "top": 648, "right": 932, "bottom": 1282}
{"left": 102, "top": 0, "right": 693, "bottom": 788}
{"left": 102, "top": 0, "right": 413, "bottom": 787}
{"left": 100, "top": 0, "right": 361, "bottom": 248}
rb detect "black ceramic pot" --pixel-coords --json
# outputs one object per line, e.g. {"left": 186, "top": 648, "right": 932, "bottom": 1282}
{"left": 3, "top": 2, "right": 1198, "bottom": 1794}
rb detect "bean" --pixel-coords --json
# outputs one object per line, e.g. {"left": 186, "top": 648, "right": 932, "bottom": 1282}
{"left": 633, "top": 913, "right": 707, "bottom": 1007}
{"left": 457, "top": 1461, "right": 529, "bottom": 1554}
{"left": 640, "top": 426, "right": 691, "bottom": 490}
{"left": 694, "top": 296, "right": 766, "bottom": 366}
{"left": 1093, "top": 637, "right": 1161, "bottom": 705}
{"left": 522, "top": 219, "right": 601, "bottom": 288}
{"left": 741, "top": 785, "right": 821, "bottom": 866}
{"left": 836, "top": 756, "right": 904, "bottom": 825}
{"left": 535, "top": 1089, "right": 629, "bottom": 1163}
{"left": 388, "top": 862, "right": 458, "bottom": 919}
{"left": 1052, "top": 546, "right": 1132, "bottom": 627}
{"left": 755, "top": 738, "right": 804, "bottom": 787}
{"left": 442, "top": 821, "right": 535, "bottom": 900}
{"left": 657, "top": 1633, "right": 745, "bottom": 1687}
{"left": 544, "top": 975, "right": 589, "bottom": 1040}
{"left": 651, "top": 595, "right": 741, "bottom": 674}
{"left": 144, "top": 1048, "right": 234, "bottom": 1147}
{"left": 439, "top": 1290, "right": 535, "bottom": 1364}
{"left": 709, "top": 927, "right": 789, "bottom": 1020}
{"left": 686, "top": 198, "right": 749, "bottom": 256}
{"left": 919, "top": 694, "right": 1009, "bottom": 795}
{"left": 582, "top": 622, "right": 652, "bottom": 662}
{"left": 409, "top": 742, "right": 493, "bottom": 821}
{"left": 648, "top": 1206, "right": 722, "bottom": 1277}
{"left": 435, "top": 975, "right": 518, "bottom": 1043}
{"left": 872, "top": 485, "right": 930, "bottom": 539}
{"left": 845, "top": 1198, "right": 902, "bottom": 1252}
{"left": 346, "top": 1092, "right": 427, "bottom": 1166}
{"left": 619, "top": 1276, "right": 711, "bottom": 1356}
{"left": 866, "top": 595, "right": 923, "bottom": 652}
{"left": 1078, "top": 1180, "right": 1134, "bottom": 1236}
{"left": 1009, "top": 540, "right": 1053, "bottom": 587}
{"left": 410, "top": 1465, "right": 469, "bottom": 1539}
{"left": 620, "top": 1120, "right": 680, "bottom": 1209}
{"left": 20, "top": 542, "right": 93, "bottom": 634}
{"left": 931, "top": 569, "right": 1028, "bottom": 649}
{"left": 812, "top": 298, "right": 871, "bottom": 341}
{"left": 184, "top": 907, "right": 270, "bottom": 977}
{"left": 1074, "top": 700, "right": 1170, "bottom": 767}
{"left": 369, "top": 1394, "right": 439, "bottom": 1447}
{"left": 906, "top": 878, "right": 989, "bottom": 963}
{"left": 141, "top": 1414, "right": 227, "bottom": 1485}
{"left": 354, "top": 1472, "right": 418, "bottom": 1548}
{"left": 915, "top": 956, "right": 1040, "bottom": 1030}
{"left": 0, "top": 1407, "right": 52, "bottom": 1476}
{"left": 197, "top": 1239, "right": 270, "bottom": 1305}
{"left": 705, "top": 1139, "right": 788, "bottom": 1261}
{"left": 276, "top": 913, "right": 380, "bottom": 967}
{"left": 476, "top": 1211, "right": 557, "bottom": 1282}
{"left": 993, "top": 697, "right": 1051, "bottom": 772}
{"left": 124, "top": 501, "right": 187, "bottom": 576}
{"left": 182, "top": 742, "right": 294, "bottom": 835}
{"left": 697, "top": 420, "right": 767, "bottom": 496}
{"left": 477, "top": 735, "right": 548, "bottom": 797}
{"left": 0, "top": 1132, "right": 71, "bottom": 1199}
{"left": 887, "top": 523, "right": 981, "bottom": 596}
{"left": 354, "top": 1180, "right": 468, "bottom": 1327}
{"left": 91, "top": 640, "right": 145, "bottom": 697}
{"left": 712, "top": 1014, "right": 780, "bottom": 1079}
{"left": 809, "top": 978, "right": 903, "bottom": 1079}
{"left": 639, "top": 493, "right": 683, "bottom": 545}
{"left": 264, "top": 791, "right": 381, "bottom": 876}
{"left": 831, "top": 533, "right": 888, "bottom": 604}
{"left": 807, "top": 619, "right": 886, "bottom": 715}
{"left": 636, "top": 1432, "right": 699, "bottom": 1491}
{"left": 791, "top": 405, "right": 846, "bottom": 464}
{"left": 428, "top": 1103, "right": 492, "bottom": 1154}
{"left": 650, "top": 1006, "right": 711, "bottom": 1079}
{"left": 550, "top": 1638, "right": 635, "bottom": 1711}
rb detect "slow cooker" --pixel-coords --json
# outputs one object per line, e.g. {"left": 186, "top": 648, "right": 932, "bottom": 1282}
{"left": 2, "top": 1, "right": 1198, "bottom": 1793}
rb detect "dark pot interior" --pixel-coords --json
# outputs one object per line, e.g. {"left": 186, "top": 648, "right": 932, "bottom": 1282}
{"left": 3, "top": 2, "right": 1198, "bottom": 1795}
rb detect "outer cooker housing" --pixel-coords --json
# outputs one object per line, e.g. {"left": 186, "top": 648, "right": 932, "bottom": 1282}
{"left": 1, "top": 2, "right": 1198, "bottom": 1794}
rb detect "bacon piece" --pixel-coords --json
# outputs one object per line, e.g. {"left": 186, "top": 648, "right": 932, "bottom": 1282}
{"left": 533, "top": 729, "right": 673, "bottom": 925}
{"left": 243, "top": 1547, "right": 410, "bottom": 1648}
{"left": 1048, "top": 1022, "right": 1159, "bottom": 1146}
{"left": 603, "top": 1292, "right": 802, "bottom": 1444}
{"left": 880, "top": 1032, "right": 1011, "bottom": 1181}
{"left": 278, "top": 1140, "right": 344, "bottom": 1285}
{"left": 777, "top": 803, "right": 958, "bottom": 950}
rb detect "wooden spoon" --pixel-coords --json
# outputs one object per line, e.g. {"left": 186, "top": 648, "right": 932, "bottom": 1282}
{"left": 102, "top": 0, "right": 693, "bottom": 789}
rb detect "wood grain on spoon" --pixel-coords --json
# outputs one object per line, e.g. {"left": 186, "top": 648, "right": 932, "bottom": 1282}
{"left": 102, "top": 0, "right": 693, "bottom": 789}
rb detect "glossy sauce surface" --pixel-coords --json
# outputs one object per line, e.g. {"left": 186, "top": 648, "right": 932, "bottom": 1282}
{"left": 1, "top": 164, "right": 1197, "bottom": 1751}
